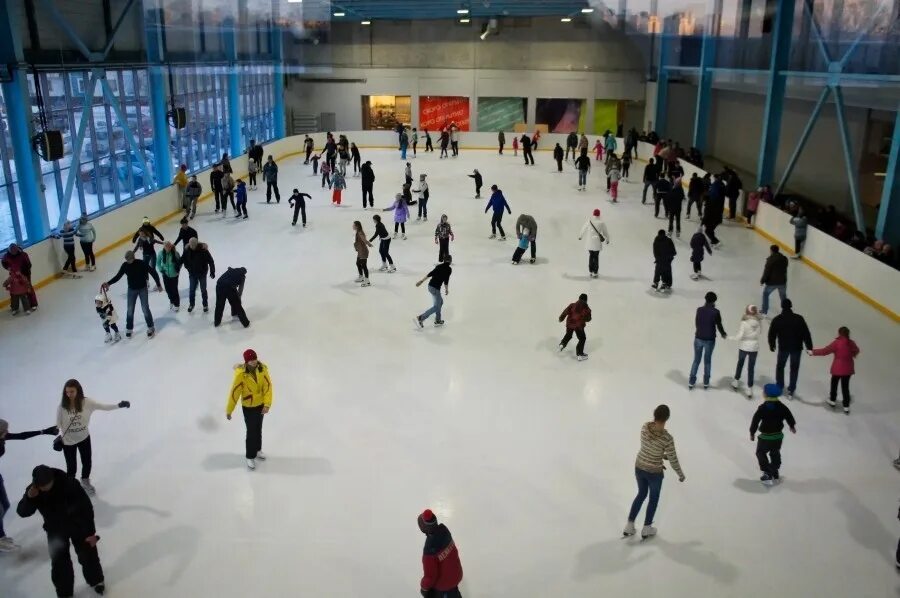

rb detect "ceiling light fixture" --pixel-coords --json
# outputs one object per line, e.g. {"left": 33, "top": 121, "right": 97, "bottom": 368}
{"left": 287, "top": 0, "right": 302, "bottom": 3}
{"left": 459, "top": 18, "right": 470, "bottom": 23}
{"left": 457, "top": 8, "right": 469, "bottom": 14}
{"left": 333, "top": 11, "right": 345, "bottom": 17}
{"left": 581, "top": 7, "right": 594, "bottom": 13}
{"left": 361, "top": 20, "right": 371, "bottom": 25}
{"left": 561, "top": 17, "right": 572, "bottom": 22}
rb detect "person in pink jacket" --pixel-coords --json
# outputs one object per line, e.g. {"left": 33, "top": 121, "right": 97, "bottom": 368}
{"left": 809, "top": 326, "right": 859, "bottom": 414}
{"left": 745, "top": 188, "right": 762, "bottom": 229}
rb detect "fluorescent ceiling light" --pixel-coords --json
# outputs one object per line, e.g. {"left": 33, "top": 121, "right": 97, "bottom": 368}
{"left": 361, "top": 20, "right": 371, "bottom": 25}
{"left": 457, "top": 8, "right": 469, "bottom": 14}
{"left": 459, "top": 18, "right": 470, "bottom": 23}
{"left": 581, "top": 7, "right": 594, "bottom": 13}
{"left": 561, "top": 17, "right": 572, "bottom": 22}
{"left": 287, "top": 0, "right": 302, "bottom": 3}
{"left": 333, "top": 11, "right": 345, "bottom": 17}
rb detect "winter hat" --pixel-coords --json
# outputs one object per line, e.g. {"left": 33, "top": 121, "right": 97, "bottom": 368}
{"left": 490, "top": 185, "right": 498, "bottom": 191}
{"left": 782, "top": 298, "right": 793, "bottom": 309}
{"left": 94, "top": 294, "right": 106, "bottom": 303}
{"left": 418, "top": 509, "right": 438, "bottom": 530}
{"left": 592, "top": 209, "right": 601, "bottom": 217}
{"left": 142, "top": 216, "right": 150, "bottom": 224}
{"left": 243, "top": 349, "right": 258, "bottom": 363}
{"left": 0, "top": 418, "right": 8, "bottom": 436}
{"left": 32, "top": 465, "right": 53, "bottom": 487}
{"left": 704, "top": 291, "right": 717, "bottom": 303}
{"left": 764, "top": 384, "right": 783, "bottom": 399}
{"left": 579, "top": 293, "right": 588, "bottom": 302}
{"left": 180, "top": 164, "right": 187, "bottom": 171}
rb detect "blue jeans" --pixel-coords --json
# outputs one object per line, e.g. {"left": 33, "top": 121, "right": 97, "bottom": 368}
{"left": 126, "top": 287, "right": 154, "bottom": 331}
{"left": 628, "top": 468, "right": 664, "bottom": 526}
{"left": 0, "top": 472, "right": 9, "bottom": 537}
{"left": 776, "top": 349, "right": 802, "bottom": 394}
{"left": 761, "top": 284, "right": 786, "bottom": 314}
{"left": 419, "top": 285, "right": 443, "bottom": 322}
{"left": 689, "top": 338, "right": 715, "bottom": 386}
{"left": 189, "top": 274, "right": 209, "bottom": 308}
{"left": 735, "top": 350, "right": 757, "bottom": 386}
{"left": 400, "top": 146, "right": 407, "bottom": 160}
{"left": 578, "top": 170, "right": 587, "bottom": 186}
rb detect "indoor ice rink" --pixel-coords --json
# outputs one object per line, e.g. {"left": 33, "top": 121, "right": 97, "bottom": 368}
{"left": 0, "top": 1, "right": 899, "bottom": 598}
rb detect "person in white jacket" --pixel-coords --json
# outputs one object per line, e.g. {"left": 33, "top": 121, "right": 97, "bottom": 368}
{"left": 731, "top": 305, "right": 762, "bottom": 398}
{"left": 578, "top": 209, "right": 610, "bottom": 278}
{"left": 56, "top": 379, "right": 130, "bottom": 494}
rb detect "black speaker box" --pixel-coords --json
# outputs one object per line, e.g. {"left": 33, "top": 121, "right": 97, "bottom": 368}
{"left": 169, "top": 108, "right": 187, "bottom": 129}
{"left": 34, "top": 131, "right": 64, "bottom": 161}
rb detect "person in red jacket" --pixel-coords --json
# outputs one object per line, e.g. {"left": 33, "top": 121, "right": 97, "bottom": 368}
{"left": 558, "top": 293, "right": 592, "bottom": 361}
{"left": 1, "top": 243, "right": 38, "bottom": 309}
{"left": 809, "top": 326, "right": 860, "bottom": 414}
{"left": 418, "top": 509, "right": 463, "bottom": 598}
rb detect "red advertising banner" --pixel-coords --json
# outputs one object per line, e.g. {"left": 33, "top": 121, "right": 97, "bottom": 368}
{"left": 419, "top": 96, "right": 470, "bottom": 131}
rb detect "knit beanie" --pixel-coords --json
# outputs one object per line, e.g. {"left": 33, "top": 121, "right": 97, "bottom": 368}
{"left": 243, "top": 349, "right": 258, "bottom": 363}
{"left": 764, "top": 383, "right": 782, "bottom": 399}
{"left": 593, "top": 209, "right": 600, "bottom": 217}
{"left": 418, "top": 509, "right": 438, "bottom": 530}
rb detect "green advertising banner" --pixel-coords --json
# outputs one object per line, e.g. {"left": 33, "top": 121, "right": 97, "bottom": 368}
{"left": 477, "top": 97, "right": 527, "bottom": 132}
{"left": 593, "top": 100, "right": 619, "bottom": 135}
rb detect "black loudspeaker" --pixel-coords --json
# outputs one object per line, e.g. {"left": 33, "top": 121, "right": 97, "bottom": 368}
{"left": 169, "top": 108, "right": 187, "bottom": 129}
{"left": 33, "top": 131, "right": 64, "bottom": 161}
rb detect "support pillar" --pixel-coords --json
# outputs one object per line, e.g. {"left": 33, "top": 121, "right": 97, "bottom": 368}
{"left": 223, "top": 17, "right": 242, "bottom": 156}
{"left": 693, "top": 0, "right": 722, "bottom": 153}
{"left": 757, "top": 0, "right": 796, "bottom": 187}
{"left": 654, "top": 33, "right": 669, "bottom": 136}
{"left": 143, "top": 1, "right": 172, "bottom": 186}
{"left": 875, "top": 106, "right": 900, "bottom": 246}
{"left": 271, "top": 20, "right": 285, "bottom": 140}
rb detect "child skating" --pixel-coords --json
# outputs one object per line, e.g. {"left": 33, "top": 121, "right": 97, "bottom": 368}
{"left": 248, "top": 159, "right": 258, "bottom": 190}
{"left": 809, "top": 326, "right": 860, "bottom": 414}
{"left": 385, "top": 193, "right": 410, "bottom": 240}
{"left": 468, "top": 169, "right": 483, "bottom": 198}
{"left": 369, "top": 214, "right": 396, "bottom": 273}
{"left": 95, "top": 292, "right": 121, "bottom": 343}
{"left": 434, "top": 215, "right": 454, "bottom": 264}
{"left": 404, "top": 162, "right": 413, "bottom": 187}
{"left": 558, "top": 293, "right": 592, "bottom": 361}
{"left": 731, "top": 304, "right": 762, "bottom": 398}
{"left": 235, "top": 179, "right": 248, "bottom": 219}
{"left": 750, "top": 384, "right": 796, "bottom": 485}
{"left": 511, "top": 230, "right": 530, "bottom": 265}
{"left": 310, "top": 154, "right": 320, "bottom": 175}
{"left": 689, "top": 227, "right": 712, "bottom": 280}
{"left": 332, "top": 170, "right": 346, "bottom": 206}
{"left": 512, "top": 135, "right": 519, "bottom": 156}
{"left": 413, "top": 174, "right": 429, "bottom": 221}
{"left": 290, "top": 189, "right": 312, "bottom": 226}
{"left": 4, "top": 271, "right": 33, "bottom": 315}
{"left": 321, "top": 161, "right": 332, "bottom": 189}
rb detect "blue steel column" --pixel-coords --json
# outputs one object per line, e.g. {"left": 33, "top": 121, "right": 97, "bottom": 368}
{"left": 692, "top": 0, "right": 721, "bottom": 153}
{"left": 756, "top": 0, "right": 796, "bottom": 187}
{"left": 654, "top": 33, "right": 669, "bottom": 136}
{"left": 0, "top": 0, "right": 49, "bottom": 240}
{"left": 271, "top": 21, "right": 286, "bottom": 139}
{"left": 875, "top": 106, "right": 900, "bottom": 247}
{"left": 144, "top": 2, "right": 172, "bottom": 186}
{"left": 223, "top": 17, "right": 242, "bottom": 156}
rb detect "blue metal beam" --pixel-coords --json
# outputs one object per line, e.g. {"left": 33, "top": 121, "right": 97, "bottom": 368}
{"left": 774, "top": 85, "right": 830, "bottom": 197}
{"left": 832, "top": 85, "right": 865, "bottom": 231}
{"left": 271, "top": 21, "right": 286, "bottom": 140}
{"left": 692, "top": 0, "right": 721, "bottom": 153}
{"left": 101, "top": 0, "right": 138, "bottom": 59}
{"left": 875, "top": 105, "right": 900, "bottom": 247}
{"left": 98, "top": 74, "right": 155, "bottom": 193}
{"left": 223, "top": 18, "right": 243, "bottom": 157}
{"left": 801, "top": 0, "right": 831, "bottom": 64}
{"left": 58, "top": 73, "right": 98, "bottom": 229}
{"left": 756, "top": 0, "right": 796, "bottom": 187}
{"left": 36, "top": 0, "right": 97, "bottom": 61}
{"left": 144, "top": 1, "right": 172, "bottom": 187}
{"left": 653, "top": 33, "right": 669, "bottom": 136}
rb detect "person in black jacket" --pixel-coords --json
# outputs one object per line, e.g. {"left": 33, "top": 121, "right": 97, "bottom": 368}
{"left": 665, "top": 174, "right": 685, "bottom": 237}
{"left": 17, "top": 465, "right": 105, "bottom": 597}
{"left": 182, "top": 238, "right": 216, "bottom": 313}
{"left": 467, "top": 169, "right": 483, "bottom": 198}
{"left": 653, "top": 174, "right": 671, "bottom": 219}
{"left": 553, "top": 143, "right": 564, "bottom": 172}
{"left": 210, "top": 163, "right": 225, "bottom": 213}
{"left": 214, "top": 267, "right": 249, "bottom": 328}
{"left": 686, "top": 173, "right": 704, "bottom": 219}
{"left": 760, "top": 245, "right": 789, "bottom": 316}
{"left": 724, "top": 168, "right": 743, "bottom": 220}
{"left": 520, "top": 134, "right": 534, "bottom": 165}
{"left": 360, "top": 161, "right": 375, "bottom": 208}
{"left": 173, "top": 218, "right": 198, "bottom": 251}
{"left": 652, "top": 229, "right": 676, "bottom": 292}
{"left": 249, "top": 140, "right": 264, "bottom": 172}
{"left": 768, "top": 298, "right": 812, "bottom": 399}
{"left": 688, "top": 291, "right": 727, "bottom": 389}
{"left": 750, "top": 384, "right": 796, "bottom": 485}
{"left": 131, "top": 217, "right": 163, "bottom": 243}
{"left": 642, "top": 158, "right": 659, "bottom": 205}
{"left": 290, "top": 189, "right": 312, "bottom": 227}
{"left": 703, "top": 175, "right": 726, "bottom": 247}
{"left": 101, "top": 251, "right": 162, "bottom": 338}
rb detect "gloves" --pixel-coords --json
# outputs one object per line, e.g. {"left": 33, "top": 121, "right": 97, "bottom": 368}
{"left": 42, "top": 426, "right": 59, "bottom": 435}
{"left": 118, "top": 401, "right": 131, "bottom": 409}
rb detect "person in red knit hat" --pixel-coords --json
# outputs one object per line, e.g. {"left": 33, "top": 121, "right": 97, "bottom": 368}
{"left": 418, "top": 509, "right": 463, "bottom": 597}
{"left": 226, "top": 349, "right": 273, "bottom": 470}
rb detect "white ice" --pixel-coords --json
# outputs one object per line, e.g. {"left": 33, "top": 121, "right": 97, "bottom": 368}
{"left": 1, "top": 147, "right": 899, "bottom": 597}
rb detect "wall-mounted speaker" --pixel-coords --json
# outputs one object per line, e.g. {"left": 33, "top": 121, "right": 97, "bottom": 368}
{"left": 169, "top": 107, "right": 187, "bottom": 129}
{"left": 33, "top": 131, "right": 64, "bottom": 161}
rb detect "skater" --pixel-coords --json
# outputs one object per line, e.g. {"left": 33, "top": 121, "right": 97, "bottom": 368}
{"left": 607, "top": 156, "right": 621, "bottom": 202}
{"left": 605, "top": 153, "right": 620, "bottom": 192}
{"left": 214, "top": 267, "right": 249, "bottom": 328}
{"left": 417, "top": 509, "right": 464, "bottom": 598}
{"left": 414, "top": 255, "right": 451, "bottom": 328}
{"left": 603, "top": 131, "right": 617, "bottom": 162}
{"left": 511, "top": 230, "right": 530, "bottom": 265}
{"left": 520, "top": 133, "right": 534, "bottom": 165}
{"left": 553, "top": 143, "right": 564, "bottom": 172}
{"left": 221, "top": 171, "right": 235, "bottom": 214}
{"left": 468, "top": 169, "right": 483, "bottom": 198}
{"left": 353, "top": 221, "right": 373, "bottom": 287}
{"left": 56, "top": 379, "right": 130, "bottom": 492}
{"left": 750, "top": 384, "right": 796, "bottom": 485}
{"left": 0, "top": 420, "right": 57, "bottom": 552}
{"left": 759, "top": 245, "right": 788, "bottom": 316}
{"left": 361, "top": 161, "right": 375, "bottom": 208}
{"left": 226, "top": 349, "right": 273, "bottom": 470}
{"left": 558, "top": 293, "right": 592, "bottom": 360}
{"left": 724, "top": 169, "right": 743, "bottom": 220}
{"left": 686, "top": 173, "right": 704, "bottom": 219}
{"left": 101, "top": 250, "right": 162, "bottom": 338}
{"left": 533, "top": 128, "right": 542, "bottom": 151}
{"left": 17, "top": 465, "right": 106, "bottom": 596}
{"left": 790, "top": 207, "right": 808, "bottom": 258}
{"left": 332, "top": 170, "right": 346, "bottom": 206}
{"left": 621, "top": 151, "right": 632, "bottom": 180}
{"left": 173, "top": 164, "right": 188, "bottom": 209}
{"left": 3, "top": 270, "right": 33, "bottom": 314}
{"left": 498, "top": 130, "right": 505, "bottom": 154}
{"left": 575, "top": 150, "right": 591, "bottom": 191}
{"left": 578, "top": 209, "right": 610, "bottom": 278}
{"left": 768, "top": 298, "right": 813, "bottom": 399}
{"left": 651, "top": 230, "right": 676, "bottom": 292}
{"left": 515, "top": 214, "right": 538, "bottom": 264}
{"left": 731, "top": 304, "right": 762, "bottom": 398}
{"left": 133, "top": 227, "right": 161, "bottom": 270}
{"left": 689, "top": 227, "right": 712, "bottom": 280}
{"left": 54, "top": 220, "right": 80, "bottom": 277}
{"left": 156, "top": 241, "right": 182, "bottom": 312}
{"left": 565, "top": 131, "right": 578, "bottom": 160}
{"left": 623, "top": 404, "right": 685, "bottom": 540}
{"left": 385, "top": 193, "right": 410, "bottom": 240}
{"left": 338, "top": 145, "right": 350, "bottom": 176}
{"left": 400, "top": 128, "right": 409, "bottom": 160}
{"left": 424, "top": 129, "right": 433, "bottom": 152}
{"left": 434, "top": 215, "right": 454, "bottom": 264}
{"left": 370, "top": 215, "right": 395, "bottom": 273}
{"left": 2, "top": 243, "right": 38, "bottom": 310}
{"left": 578, "top": 133, "right": 588, "bottom": 155}
{"left": 351, "top": 142, "right": 361, "bottom": 174}
{"left": 76, "top": 215, "right": 96, "bottom": 271}
{"left": 704, "top": 175, "right": 725, "bottom": 248}
{"left": 593, "top": 138, "right": 603, "bottom": 161}
{"left": 745, "top": 186, "right": 762, "bottom": 228}
{"left": 439, "top": 129, "right": 450, "bottom": 158}
{"left": 248, "top": 139, "right": 264, "bottom": 172}
{"left": 182, "top": 238, "right": 215, "bottom": 314}
{"left": 185, "top": 175, "right": 202, "bottom": 219}
{"left": 263, "top": 156, "right": 281, "bottom": 203}
{"left": 310, "top": 153, "right": 320, "bottom": 175}
{"left": 512, "top": 135, "right": 518, "bottom": 157}
{"left": 411, "top": 129, "right": 418, "bottom": 157}
{"left": 248, "top": 158, "right": 258, "bottom": 190}
{"left": 485, "top": 185, "right": 511, "bottom": 240}
{"left": 688, "top": 291, "right": 728, "bottom": 389}
{"left": 94, "top": 292, "right": 120, "bottom": 343}
{"left": 642, "top": 158, "right": 659, "bottom": 205}
{"left": 210, "top": 163, "right": 224, "bottom": 212}
{"left": 290, "top": 189, "right": 311, "bottom": 226}
{"left": 450, "top": 125, "right": 460, "bottom": 157}
{"left": 809, "top": 326, "right": 859, "bottom": 414}
{"left": 221, "top": 152, "right": 233, "bottom": 174}
{"left": 235, "top": 178, "right": 248, "bottom": 219}
{"left": 320, "top": 160, "right": 332, "bottom": 190}
{"left": 413, "top": 174, "right": 430, "bottom": 221}
{"left": 404, "top": 162, "right": 413, "bottom": 187}
{"left": 665, "top": 173, "right": 685, "bottom": 237}
{"left": 303, "top": 135, "right": 314, "bottom": 164}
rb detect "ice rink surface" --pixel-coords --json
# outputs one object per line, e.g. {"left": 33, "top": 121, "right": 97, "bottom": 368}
{"left": 1, "top": 146, "right": 899, "bottom": 597}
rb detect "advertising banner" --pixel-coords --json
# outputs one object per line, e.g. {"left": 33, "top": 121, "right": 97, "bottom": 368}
{"left": 477, "top": 97, "right": 526, "bottom": 132}
{"left": 535, "top": 99, "right": 585, "bottom": 133}
{"left": 419, "top": 96, "right": 470, "bottom": 131}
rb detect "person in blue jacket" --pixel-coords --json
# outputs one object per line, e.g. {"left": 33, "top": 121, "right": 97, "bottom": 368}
{"left": 235, "top": 179, "right": 248, "bottom": 219}
{"left": 484, "top": 185, "right": 511, "bottom": 241}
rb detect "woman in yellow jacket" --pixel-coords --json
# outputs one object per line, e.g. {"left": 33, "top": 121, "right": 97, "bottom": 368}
{"left": 226, "top": 349, "right": 273, "bottom": 470}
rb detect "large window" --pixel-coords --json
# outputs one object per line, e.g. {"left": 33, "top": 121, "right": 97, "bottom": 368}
{"left": 0, "top": 87, "right": 26, "bottom": 247}
{"left": 240, "top": 64, "right": 275, "bottom": 148}
{"left": 170, "top": 65, "right": 231, "bottom": 172}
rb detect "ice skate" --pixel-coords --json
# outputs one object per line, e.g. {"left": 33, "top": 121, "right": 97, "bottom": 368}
{"left": 10, "top": 309, "right": 18, "bottom": 315}
{"left": 745, "top": 386, "right": 753, "bottom": 399}
{"left": 676, "top": 231, "right": 681, "bottom": 238}
{"left": 489, "top": 234, "right": 496, "bottom": 239}
{"left": 843, "top": 406, "right": 850, "bottom": 415}
{"left": 576, "top": 354, "right": 589, "bottom": 361}
{"left": 529, "top": 258, "right": 536, "bottom": 264}
{"left": 690, "top": 273, "right": 699, "bottom": 280}
{"left": 731, "top": 378, "right": 740, "bottom": 391}
{"left": 828, "top": 398, "right": 837, "bottom": 408}
{"left": 414, "top": 316, "right": 424, "bottom": 329}
{"left": 558, "top": 344, "right": 565, "bottom": 352}
{"left": 416, "top": 216, "right": 421, "bottom": 221}
{"left": 640, "top": 525, "right": 657, "bottom": 540}
{"left": 434, "top": 320, "right": 445, "bottom": 327}
{"left": 622, "top": 522, "right": 636, "bottom": 537}
{"left": 80, "top": 479, "right": 96, "bottom": 495}
{"left": 785, "top": 390, "right": 793, "bottom": 400}
{"left": 392, "top": 232, "right": 398, "bottom": 239}
{"left": 93, "top": 583, "right": 105, "bottom": 595}
{"left": 256, "top": 451, "right": 266, "bottom": 460}
{"left": 360, "top": 278, "right": 371, "bottom": 287}
{"left": 401, "top": 234, "right": 407, "bottom": 240}
{"left": 760, "top": 473, "right": 775, "bottom": 486}
{"left": 203, "top": 306, "right": 209, "bottom": 313}
{"left": 892, "top": 457, "right": 900, "bottom": 470}
{"left": 0, "top": 536, "right": 21, "bottom": 552}
{"left": 147, "top": 328, "right": 155, "bottom": 338}
{"left": 174, "top": 306, "right": 180, "bottom": 313}
{"left": 378, "top": 265, "right": 388, "bottom": 272}
{"left": 125, "top": 330, "right": 133, "bottom": 338}
{"left": 511, "top": 260, "right": 518, "bottom": 265}
{"left": 499, "top": 236, "right": 506, "bottom": 241}
{"left": 388, "top": 265, "right": 396, "bottom": 273}
{"left": 104, "top": 332, "right": 112, "bottom": 344}
{"left": 354, "top": 276, "right": 364, "bottom": 283}
{"left": 247, "top": 459, "right": 256, "bottom": 470}
{"left": 113, "top": 331, "right": 121, "bottom": 342}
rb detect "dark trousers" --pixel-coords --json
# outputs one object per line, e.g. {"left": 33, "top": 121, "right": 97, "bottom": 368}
{"left": 475, "top": 184, "right": 482, "bottom": 197}
{"left": 423, "top": 589, "right": 462, "bottom": 598}
{"left": 560, "top": 327, "right": 587, "bottom": 356}
{"left": 321, "top": 172, "right": 331, "bottom": 189}
{"left": 188, "top": 274, "right": 208, "bottom": 308}
{"left": 653, "top": 261, "right": 673, "bottom": 287}
{"left": 163, "top": 275, "right": 180, "bottom": 307}
{"left": 451, "top": 141, "right": 459, "bottom": 156}
{"left": 756, "top": 438, "right": 782, "bottom": 476}
{"left": 498, "top": 142, "right": 504, "bottom": 154}
{"left": 223, "top": 190, "right": 235, "bottom": 211}
{"left": 438, "top": 238, "right": 449, "bottom": 263}
{"left": 80, "top": 242, "right": 95, "bottom": 267}
{"left": 830, "top": 375, "right": 851, "bottom": 407}
{"left": 394, "top": 222, "right": 406, "bottom": 234}
{"left": 305, "top": 148, "right": 312, "bottom": 163}
{"left": 654, "top": 193, "right": 664, "bottom": 218}
{"left": 242, "top": 405, "right": 264, "bottom": 459}
{"left": 62, "top": 245, "right": 77, "bottom": 272}
{"left": 248, "top": 173, "right": 256, "bottom": 186}
{"left": 795, "top": 236, "right": 806, "bottom": 255}
{"left": 523, "top": 148, "right": 534, "bottom": 165}
{"left": 362, "top": 185, "right": 374, "bottom": 208}
{"left": 667, "top": 209, "right": 682, "bottom": 234}
{"left": 728, "top": 195, "right": 738, "bottom": 219}
{"left": 691, "top": 258, "right": 702, "bottom": 274}
{"left": 588, "top": 250, "right": 599, "bottom": 274}
{"left": 356, "top": 258, "right": 369, "bottom": 278}
{"left": 213, "top": 189, "right": 223, "bottom": 210}
{"left": 0, "top": 472, "right": 9, "bottom": 537}
{"left": 214, "top": 286, "right": 249, "bottom": 327}
{"left": 566, "top": 145, "right": 576, "bottom": 160}
{"left": 10, "top": 294, "right": 31, "bottom": 312}
{"left": 642, "top": 180, "right": 656, "bottom": 204}
{"left": 622, "top": 164, "right": 630, "bottom": 178}
{"left": 379, "top": 239, "right": 393, "bottom": 265}
{"left": 47, "top": 530, "right": 104, "bottom": 598}
{"left": 418, "top": 198, "right": 429, "bottom": 219}
{"left": 292, "top": 202, "right": 307, "bottom": 226}
{"left": 426, "top": 139, "right": 433, "bottom": 152}
{"left": 490, "top": 212, "right": 505, "bottom": 237}
{"left": 266, "top": 182, "right": 280, "bottom": 202}
{"left": 512, "top": 247, "right": 526, "bottom": 263}
{"left": 556, "top": 158, "right": 563, "bottom": 172}
{"left": 236, "top": 197, "right": 248, "bottom": 217}
{"left": 440, "top": 145, "right": 449, "bottom": 158}
{"left": 775, "top": 349, "right": 802, "bottom": 394}
{"left": 62, "top": 436, "right": 92, "bottom": 479}
{"left": 353, "top": 157, "right": 361, "bottom": 173}
{"left": 735, "top": 350, "right": 757, "bottom": 386}
{"left": 705, "top": 222, "right": 720, "bottom": 245}
{"left": 686, "top": 195, "right": 702, "bottom": 217}
{"left": 628, "top": 468, "right": 663, "bottom": 525}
